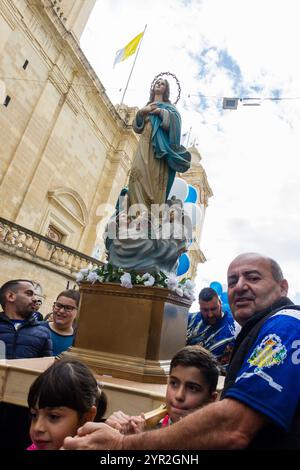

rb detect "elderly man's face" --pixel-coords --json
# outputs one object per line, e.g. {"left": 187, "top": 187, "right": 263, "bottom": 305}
{"left": 227, "top": 254, "right": 288, "bottom": 326}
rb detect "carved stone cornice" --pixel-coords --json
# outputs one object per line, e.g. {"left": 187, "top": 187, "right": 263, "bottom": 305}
{"left": 48, "top": 187, "right": 89, "bottom": 226}
{"left": 46, "top": 66, "right": 70, "bottom": 98}
{"left": 39, "top": 1, "right": 125, "bottom": 125}
{"left": 1, "top": 0, "right": 20, "bottom": 30}
{"left": 109, "top": 150, "right": 132, "bottom": 173}
{"left": 15, "top": 0, "right": 126, "bottom": 132}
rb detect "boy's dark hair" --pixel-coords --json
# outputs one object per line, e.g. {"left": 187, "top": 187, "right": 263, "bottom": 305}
{"left": 170, "top": 345, "right": 219, "bottom": 393}
{"left": 28, "top": 358, "right": 107, "bottom": 421}
{"left": 56, "top": 290, "right": 80, "bottom": 307}
{"left": 198, "top": 287, "right": 219, "bottom": 303}
{"left": 0, "top": 279, "right": 33, "bottom": 308}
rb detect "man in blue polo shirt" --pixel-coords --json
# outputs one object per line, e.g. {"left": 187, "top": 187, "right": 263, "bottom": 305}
{"left": 187, "top": 287, "right": 236, "bottom": 369}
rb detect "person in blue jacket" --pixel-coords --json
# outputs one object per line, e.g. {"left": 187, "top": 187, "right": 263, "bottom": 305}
{"left": 0, "top": 279, "right": 52, "bottom": 450}
{"left": 0, "top": 279, "right": 52, "bottom": 358}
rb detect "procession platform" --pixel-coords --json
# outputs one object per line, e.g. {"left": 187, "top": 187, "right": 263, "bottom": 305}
{"left": 0, "top": 357, "right": 225, "bottom": 416}
{"left": 0, "top": 357, "right": 166, "bottom": 416}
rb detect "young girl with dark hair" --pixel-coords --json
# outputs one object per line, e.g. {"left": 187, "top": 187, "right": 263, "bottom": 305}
{"left": 27, "top": 358, "right": 107, "bottom": 450}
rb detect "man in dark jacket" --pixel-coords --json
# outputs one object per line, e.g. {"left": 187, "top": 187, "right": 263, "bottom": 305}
{"left": 0, "top": 279, "right": 52, "bottom": 358}
{"left": 63, "top": 253, "right": 300, "bottom": 450}
{"left": 0, "top": 279, "right": 53, "bottom": 449}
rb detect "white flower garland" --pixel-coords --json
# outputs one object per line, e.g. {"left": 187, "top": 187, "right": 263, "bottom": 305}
{"left": 76, "top": 264, "right": 195, "bottom": 300}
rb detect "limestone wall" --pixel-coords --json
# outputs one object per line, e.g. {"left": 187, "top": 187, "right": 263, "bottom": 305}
{"left": 0, "top": 1, "right": 212, "bottom": 288}
{"left": 0, "top": 0, "right": 137, "bottom": 261}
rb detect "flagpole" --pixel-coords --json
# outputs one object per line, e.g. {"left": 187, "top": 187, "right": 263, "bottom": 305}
{"left": 120, "top": 24, "right": 147, "bottom": 105}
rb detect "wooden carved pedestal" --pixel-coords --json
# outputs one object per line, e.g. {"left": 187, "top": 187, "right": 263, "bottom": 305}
{"left": 64, "top": 282, "right": 192, "bottom": 383}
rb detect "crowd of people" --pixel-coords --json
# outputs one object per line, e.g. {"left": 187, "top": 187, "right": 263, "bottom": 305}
{"left": 0, "top": 251, "right": 299, "bottom": 450}
{"left": 0, "top": 280, "right": 79, "bottom": 359}
{"left": 0, "top": 281, "right": 81, "bottom": 449}
{"left": 61, "top": 252, "right": 300, "bottom": 450}
{"left": 0, "top": 80, "right": 299, "bottom": 450}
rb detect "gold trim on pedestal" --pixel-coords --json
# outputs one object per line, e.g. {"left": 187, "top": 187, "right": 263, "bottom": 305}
{"left": 78, "top": 282, "right": 192, "bottom": 305}
{"left": 63, "top": 347, "right": 171, "bottom": 383}
{"left": 65, "top": 282, "right": 192, "bottom": 383}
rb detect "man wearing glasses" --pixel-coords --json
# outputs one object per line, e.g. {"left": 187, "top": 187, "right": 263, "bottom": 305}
{"left": 46, "top": 289, "right": 80, "bottom": 356}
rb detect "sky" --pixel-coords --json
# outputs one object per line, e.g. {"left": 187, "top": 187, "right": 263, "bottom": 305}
{"left": 81, "top": 0, "right": 300, "bottom": 306}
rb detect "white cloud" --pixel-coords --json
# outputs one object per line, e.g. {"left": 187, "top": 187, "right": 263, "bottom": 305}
{"left": 81, "top": 0, "right": 300, "bottom": 301}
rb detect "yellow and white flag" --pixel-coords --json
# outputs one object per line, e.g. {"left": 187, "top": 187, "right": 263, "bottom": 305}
{"left": 113, "top": 32, "right": 144, "bottom": 67}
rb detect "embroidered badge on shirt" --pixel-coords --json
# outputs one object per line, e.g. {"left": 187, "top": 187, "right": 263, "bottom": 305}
{"left": 236, "top": 334, "right": 287, "bottom": 392}
{"left": 248, "top": 334, "right": 287, "bottom": 369}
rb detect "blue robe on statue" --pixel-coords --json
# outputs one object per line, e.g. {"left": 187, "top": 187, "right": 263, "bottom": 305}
{"left": 126, "top": 102, "right": 191, "bottom": 212}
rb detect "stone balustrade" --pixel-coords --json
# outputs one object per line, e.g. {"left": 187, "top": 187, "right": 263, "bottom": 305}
{"left": 0, "top": 217, "right": 103, "bottom": 278}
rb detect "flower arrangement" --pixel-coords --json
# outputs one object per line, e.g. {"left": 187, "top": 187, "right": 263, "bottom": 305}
{"left": 76, "top": 263, "right": 195, "bottom": 300}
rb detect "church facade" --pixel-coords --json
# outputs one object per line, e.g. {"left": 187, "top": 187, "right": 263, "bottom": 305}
{"left": 0, "top": 0, "right": 212, "bottom": 312}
